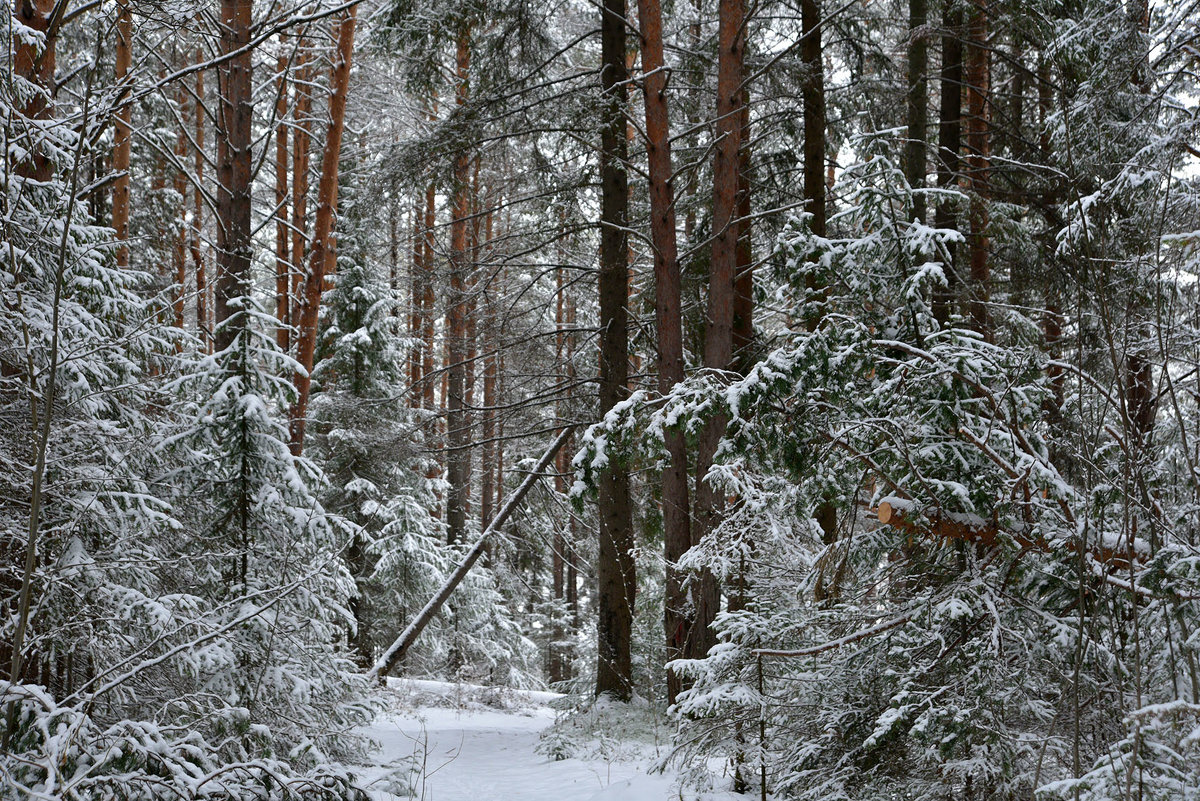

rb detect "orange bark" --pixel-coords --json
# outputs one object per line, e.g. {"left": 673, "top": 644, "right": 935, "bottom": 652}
{"left": 192, "top": 55, "right": 209, "bottom": 351}
{"left": 732, "top": 98, "right": 753, "bottom": 371}
{"left": 13, "top": 0, "right": 59, "bottom": 180}
{"left": 877, "top": 502, "right": 1143, "bottom": 571}
{"left": 480, "top": 203, "right": 499, "bottom": 532}
{"left": 275, "top": 50, "right": 291, "bottom": 350}
{"left": 289, "top": 8, "right": 358, "bottom": 453}
{"left": 445, "top": 26, "right": 473, "bottom": 544}
{"left": 635, "top": 0, "right": 694, "bottom": 704}
{"left": 214, "top": 0, "right": 254, "bottom": 354}
{"left": 686, "top": 0, "right": 745, "bottom": 690}
{"left": 421, "top": 99, "right": 437, "bottom": 410}
{"left": 173, "top": 76, "right": 188, "bottom": 334}
{"left": 113, "top": 0, "right": 133, "bottom": 267}
{"left": 290, "top": 37, "right": 312, "bottom": 334}
{"left": 409, "top": 193, "right": 424, "bottom": 393}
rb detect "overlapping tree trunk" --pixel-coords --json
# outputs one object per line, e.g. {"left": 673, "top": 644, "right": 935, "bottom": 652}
{"left": 932, "top": 4, "right": 963, "bottom": 325}
{"left": 192, "top": 52, "right": 209, "bottom": 351}
{"left": 906, "top": 0, "right": 928, "bottom": 223}
{"left": 732, "top": 98, "right": 754, "bottom": 374}
{"left": 274, "top": 48, "right": 290, "bottom": 350}
{"left": 290, "top": 35, "right": 312, "bottom": 341}
{"left": 214, "top": 0, "right": 254, "bottom": 355}
{"left": 635, "top": 0, "right": 695, "bottom": 704}
{"left": 113, "top": 0, "right": 132, "bottom": 268}
{"left": 801, "top": 0, "right": 826, "bottom": 242}
{"left": 173, "top": 73, "right": 189, "bottom": 335}
{"left": 289, "top": 7, "right": 358, "bottom": 454}
{"left": 594, "top": 0, "right": 636, "bottom": 702}
{"left": 421, "top": 177, "right": 437, "bottom": 411}
{"left": 13, "top": 0, "right": 63, "bottom": 180}
{"left": 445, "top": 25, "right": 473, "bottom": 545}
{"left": 690, "top": 0, "right": 748, "bottom": 683}
{"left": 964, "top": 0, "right": 990, "bottom": 337}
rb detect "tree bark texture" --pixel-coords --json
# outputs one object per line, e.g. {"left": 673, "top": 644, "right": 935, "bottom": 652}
{"left": 421, "top": 178, "right": 437, "bottom": 411}
{"left": 173, "top": 75, "right": 188, "bottom": 334}
{"left": 275, "top": 50, "right": 290, "bottom": 350}
{"left": 933, "top": 3, "right": 963, "bottom": 326}
{"left": 636, "top": 0, "right": 696, "bottom": 705}
{"left": 13, "top": 0, "right": 60, "bottom": 180}
{"left": 595, "top": 0, "right": 636, "bottom": 702}
{"left": 732, "top": 98, "right": 754, "bottom": 373}
{"left": 289, "top": 7, "right": 358, "bottom": 453}
{"left": 192, "top": 55, "right": 209, "bottom": 351}
{"left": 290, "top": 37, "right": 312, "bottom": 336}
{"left": 214, "top": 0, "right": 254, "bottom": 354}
{"left": 445, "top": 26, "right": 473, "bottom": 545}
{"left": 409, "top": 194, "right": 423, "bottom": 393}
{"left": 802, "top": 0, "right": 826, "bottom": 238}
{"left": 688, "top": 0, "right": 749, "bottom": 693}
{"left": 906, "top": 0, "right": 928, "bottom": 223}
{"left": 113, "top": 0, "right": 132, "bottom": 269}
{"left": 965, "top": 0, "right": 990, "bottom": 337}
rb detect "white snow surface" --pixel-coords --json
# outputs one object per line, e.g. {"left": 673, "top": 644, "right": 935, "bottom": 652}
{"left": 357, "top": 678, "right": 742, "bottom": 801}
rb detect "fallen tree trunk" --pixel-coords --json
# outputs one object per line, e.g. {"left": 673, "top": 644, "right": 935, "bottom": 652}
{"left": 877, "top": 500, "right": 1145, "bottom": 570}
{"left": 367, "top": 426, "right": 576, "bottom": 681}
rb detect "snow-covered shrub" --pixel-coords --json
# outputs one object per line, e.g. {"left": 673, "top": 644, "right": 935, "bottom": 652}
{"left": 0, "top": 682, "right": 369, "bottom": 800}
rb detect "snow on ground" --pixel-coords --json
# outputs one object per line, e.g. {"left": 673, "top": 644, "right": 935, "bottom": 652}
{"left": 355, "top": 679, "right": 743, "bottom": 801}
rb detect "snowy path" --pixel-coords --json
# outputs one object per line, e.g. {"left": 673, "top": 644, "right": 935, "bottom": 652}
{"left": 357, "top": 680, "right": 735, "bottom": 801}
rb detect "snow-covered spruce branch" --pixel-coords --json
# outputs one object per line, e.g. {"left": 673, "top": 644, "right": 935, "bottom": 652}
{"left": 751, "top": 613, "right": 915, "bottom": 658}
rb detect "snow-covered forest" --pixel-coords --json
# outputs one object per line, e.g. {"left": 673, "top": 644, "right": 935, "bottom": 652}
{"left": 3, "top": 0, "right": 1200, "bottom": 797}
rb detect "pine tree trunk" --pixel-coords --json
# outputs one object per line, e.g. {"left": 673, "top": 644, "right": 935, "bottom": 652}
{"left": 933, "top": 4, "right": 963, "bottom": 326}
{"left": 494, "top": 347, "right": 505, "bottom": 515}
{"left": 549, "top": 218, "right": 574, "bottom": 684}
{"left": 802, "top": 0, "right": 826, "bottom": 239}
{"left": 964, "top": 0, "right": 989, "bottom": 337}
{"left": 410, "top": 194, "right": 423, "bottom": 393}
{"left": 346, "top": 534, "right": 372, "bottom": 670}
{"left": 390, "top": 194, "right": 401, "bottom": 307}
{"left": 289, "top": 8, "right": 358, "bottom": 453}
{"left": 275, "top": 50, "right": 291, "bottom": 350}
{"left": 565, "top": 282, "right": 579, "bottom": 633}
{"left": 113, "top": 0, "right": 132, "bottom": 268}
{"left": 690, "top": 0, "right": 747, "bottom": 683}
{"left": 291, "top": 38, "right": 312, "bottom": 337}
{"left": 800, "top": 0, "right": 841, "bottom": 581}
{"left": 13, "top": 0, "right": 56, "bottom": 118}
{"left": 12, "top": 0, "right": 58, "bottom": 181}
{"left": 906, "top": 0, "right": 928, "bottom": 223}
{"left": 445, "top": 25, "right": 473, "bottom": 545}
{"left": 595, "top": 0, "right": 636, "bottom": 702}
{"left": 636, "top": 0, "right": 694, "bottom": 704}
{"left": 465, "top": 155, "right": 482, "bottom": 414}
{"left": 214, "top": 0, "right": 254, "bottom": 353}
{"left": 728, "top": 96, "right": 755, "bottom": 623}
{"left": 481, "top": 241, "right": 498, "bottom": 531}
{"left": 425, "top": 171, "right": 442, "bottom": 517}
{"left": 173, "top": 74, "right": 188, "bottom": 334}
{"left": 732, "top": 98, "right": 754, "bottom": 373}
{"left": 192, "top": 54, "right": 209, "bottom": 351}
{"left": 422, "top": 177, "right": 437, "bottom": 411}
